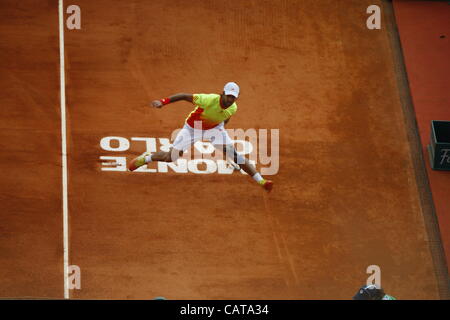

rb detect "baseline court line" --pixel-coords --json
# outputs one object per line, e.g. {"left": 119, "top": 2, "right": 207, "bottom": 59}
{"left": 58, "top": 0, "right": 70, "bottom": 299}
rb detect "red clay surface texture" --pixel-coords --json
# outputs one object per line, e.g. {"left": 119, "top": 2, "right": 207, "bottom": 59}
{"left": 0, "top": 0, "right": 446, "bottom": 299}
{"left": 0, "top": 1, "right": 63, "bottom": 298}
{"left": 393, "top": 0, "right": 450, "bottom": 273}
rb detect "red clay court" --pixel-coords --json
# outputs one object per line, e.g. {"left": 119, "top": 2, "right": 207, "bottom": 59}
{"left": 0, "top": 0, "right": 449, "bottom": 299}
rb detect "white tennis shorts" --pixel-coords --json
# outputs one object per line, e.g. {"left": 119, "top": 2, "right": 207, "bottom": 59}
{"left": 172, "top": 122, "right": 233, "bottom": 151}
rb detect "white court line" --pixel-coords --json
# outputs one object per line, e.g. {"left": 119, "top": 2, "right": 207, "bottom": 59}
{"left": 58, "top": 0, "right": 70, "bottom": 299}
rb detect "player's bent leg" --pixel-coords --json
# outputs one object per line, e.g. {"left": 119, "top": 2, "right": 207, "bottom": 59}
{"left": 240, "top": 159, "right": 273, "bottom": 192}
{"left": 129, "top": 123, "right": 192, "bottom": 171}
{"left": 128, "top": 148, "right": 184, "bottom": 171}
{"left": 145, "top": 151, "right": 168, "bottom": 162}
{"left": 239, "top": 159, "right": 257, "bottom": 177}
{"left": 144, "top": 148, "right": 183, "bottom": 163}
{"left": 168, "top": 147, "right": 183, "bottom": 162}
{"left": 219, "top": 144, "right": 273, "bottom": 192}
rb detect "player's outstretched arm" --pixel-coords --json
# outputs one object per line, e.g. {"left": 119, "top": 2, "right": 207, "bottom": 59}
{"left": 151, "top": 93, "right": 193, "bottom": 108}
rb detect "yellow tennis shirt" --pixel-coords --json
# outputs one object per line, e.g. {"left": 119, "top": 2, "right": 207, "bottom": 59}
{"left": 185, "top": 94, "right": 237, "bottom": 130}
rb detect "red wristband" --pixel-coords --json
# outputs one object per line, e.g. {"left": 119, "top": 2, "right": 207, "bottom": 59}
{"left": 160, "top": 98, "right": 171, "bottom": 105}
